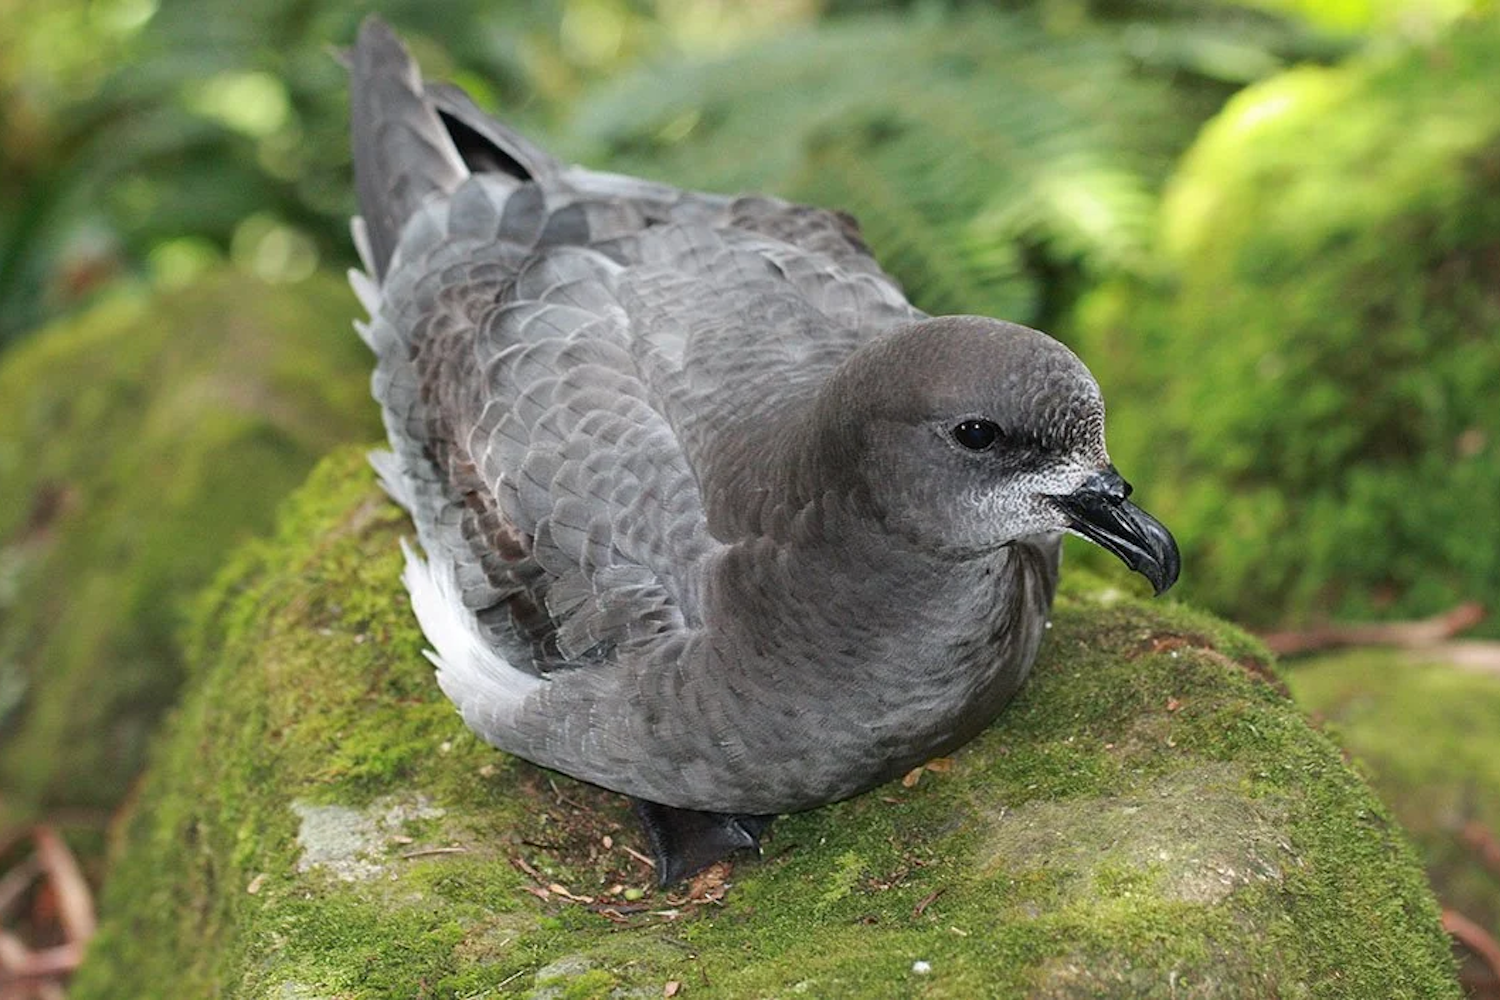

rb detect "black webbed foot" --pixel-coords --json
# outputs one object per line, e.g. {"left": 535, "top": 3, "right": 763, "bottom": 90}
{"left": 631, "top": 799, "right": 776, "bottom": 887}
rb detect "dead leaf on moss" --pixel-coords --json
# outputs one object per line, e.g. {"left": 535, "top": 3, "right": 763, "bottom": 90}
{"left": 902, "top": 757, "right": 955, "bottom": 787}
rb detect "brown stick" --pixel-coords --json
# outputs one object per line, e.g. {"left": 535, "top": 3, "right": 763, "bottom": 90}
{"left": 1444, "top": 909, "right": 1500, "bottom": 985}
{"left": 0, "top": 929, "right": 30, "bottom": 972}
{"left": 1407, "top": 640, "right": 1500, "bottom": 676}
{"left": 1460, "top": 821, "right": 1500, "bottom": 880}
{"left": 0, "top": 856, "right": 42, "bottom": 923}
{"left": 1260, "top": 602, "right": 1484, "bottom": 657}
{"left": 912, "top": 888, "right": 945, "bottom": 919}
{"left": 31, "top": 827, "right": 95, "bottom": 945}
{"left": 0, "top": 940, "right": 85, "bottom": 984}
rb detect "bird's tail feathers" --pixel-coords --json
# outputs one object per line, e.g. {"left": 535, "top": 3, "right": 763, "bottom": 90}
{"left": 349, "top": 16, "right": 564, "bottom": 283}
{"left": 426, "top": 82, "right": 560, "bottom": 183}
{"left": 349, "top": 16, "right": 468, "bottom": 280}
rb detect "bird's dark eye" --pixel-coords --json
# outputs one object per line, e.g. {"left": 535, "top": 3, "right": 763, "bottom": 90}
{"left": 951, "top": 419, "right": 1001, "bottom": 452}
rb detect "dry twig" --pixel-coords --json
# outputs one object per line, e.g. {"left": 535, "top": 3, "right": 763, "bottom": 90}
{"left": 398, "top": 846, "right": 468, "bottom": 860}
{"left": 912, "top": 888, "right": 945, "bottom": 919}
{"left": 1260, "top": 602, "right": 1483, "bottom": 657}
{"left": 1460, "top": 821, "right": 1500, "bottom": 881}
{"left": 1408, "top": 640, "right": 1500, "bottom": 676}
{"left": 0, "top": 827, "right": 97, "bottom": 995}
{"left": 0, "top": 857, "right": 42, "bottom": 923}
{"left": 1445, "top": 909, "right": 1500, "bottom": 986}
{"left": 31, "top": 827, "right": 94, "bottom": 945}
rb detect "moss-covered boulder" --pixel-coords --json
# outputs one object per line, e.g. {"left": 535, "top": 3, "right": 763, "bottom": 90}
{"left": 73, "top": 448, "right": 1459, "bottom": 998}
{"left": 1076, "top": 17, "right": 1500, "bottom": 630}
{"left": 0, "top": 272, "right": 381, "bottom": 825}
{"left": 1288, "top": 651, "right": 1500, "bottom": 994}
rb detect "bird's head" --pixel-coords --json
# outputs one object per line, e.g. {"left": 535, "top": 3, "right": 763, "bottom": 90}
{"left": 819, "top": 315, "right": 1179, "bottom": 594}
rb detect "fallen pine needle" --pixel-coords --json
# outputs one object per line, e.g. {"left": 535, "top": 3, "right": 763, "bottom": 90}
{"left": 912, "top": 888, "right": 945, "bottom": 918}
{"left": 399, "top": 846, "right": 468, "bottom": 860}
{"left": 623, "top": 845, "right": 657, "bottom": 869}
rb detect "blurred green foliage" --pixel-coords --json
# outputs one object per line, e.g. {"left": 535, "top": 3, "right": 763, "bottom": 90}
{"left": 0, "top": 0, "right": 818, "bottom": 348}
{"left": 572, "top": 8, "right": 1229, "bottom": 331}
{"left": 0, "top": 271, "right": 380, "bottom": 824}
{"left": 1080, "top": 16, "right": 1500, "bottom": 629}
{"left": 1289, "top": 649, "right": 1500, "bottom": 993}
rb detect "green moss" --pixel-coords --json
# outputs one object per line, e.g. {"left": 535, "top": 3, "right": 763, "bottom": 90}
{"left": 74, "top": 449, "right": 1459, "bottom": 997}
{"left": 0, "top": 270, "right": 381, "bottom": 825}
{"left": 1077, "top": 17, "right": 1500, "bottom": 631}
{"left": 1288, "top": 650, "right": 1500, "bottom": 987}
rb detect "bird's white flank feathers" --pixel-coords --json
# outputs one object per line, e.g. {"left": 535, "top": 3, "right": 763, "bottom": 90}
{"left": 400, "top": 537, "right": 543, "bottom": 723}
{"left": 349, "top": 266, "right": 382, "bottom": 318}
{"left": 368, "top": 449, "right": 415, "bottom": 513}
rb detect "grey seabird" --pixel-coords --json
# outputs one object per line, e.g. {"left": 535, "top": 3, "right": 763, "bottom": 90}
{"left": 347, "top": 17, "right": 1180, "bottom": 885}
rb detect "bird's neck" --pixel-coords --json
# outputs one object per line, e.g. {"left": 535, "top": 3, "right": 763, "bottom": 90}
{"left": 707, "top": 489, "right": 1056, "bottom": 673}
{"left": 700, "top": 389, "right": 868, "bottom": 542}
{"left": 700, "top": 390, "right": 1059, "bottom": 690}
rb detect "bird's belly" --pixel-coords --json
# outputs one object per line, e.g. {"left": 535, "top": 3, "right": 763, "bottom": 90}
{"left": 643, "top": 594, "right": 1050, "bottom": 814}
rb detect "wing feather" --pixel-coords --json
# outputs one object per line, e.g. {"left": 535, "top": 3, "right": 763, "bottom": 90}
{"left": 348, "top": 19, "right": 923, "bottom": 756}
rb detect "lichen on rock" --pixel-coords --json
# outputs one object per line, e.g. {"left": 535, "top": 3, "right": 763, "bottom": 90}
{"left": 70, "top": 447, "right": 1460, "bottom": 997}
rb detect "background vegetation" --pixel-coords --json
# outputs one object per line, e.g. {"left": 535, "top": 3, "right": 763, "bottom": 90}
{"left": 1, "top": 0, "right": 1498, "bottom": 993}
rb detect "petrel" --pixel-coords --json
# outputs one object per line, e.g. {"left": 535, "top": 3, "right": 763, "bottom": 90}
{"left": 347, "top": 18, "right": 1179, "bottom": 885}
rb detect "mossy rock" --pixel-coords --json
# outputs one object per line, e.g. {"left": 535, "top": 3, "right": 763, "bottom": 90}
{"left": 1287, "top": 651, "right": 1500, "bottom": 993}
{"left": 73, "top": 448, "right": 1459, "bottom": 998}
{"left": 0, "top": 271, "right": 381, "bottom": 825}
{"left": 1075, "top": 17, "right": 1500, "bottom": 631}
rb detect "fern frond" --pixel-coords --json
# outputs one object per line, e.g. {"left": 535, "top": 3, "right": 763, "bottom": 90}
{"left": 569, "top": 10, "right": 1213, "bottom": 328}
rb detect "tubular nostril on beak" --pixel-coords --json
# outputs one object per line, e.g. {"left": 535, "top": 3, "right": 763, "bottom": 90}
{"left": 1088, "top": 466, "right": 1131, "bottom": 505}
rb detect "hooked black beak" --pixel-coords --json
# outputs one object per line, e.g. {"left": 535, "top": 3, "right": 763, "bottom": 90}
{"left": 1051, "top": 467, "right": 1180, "bottom": 596}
